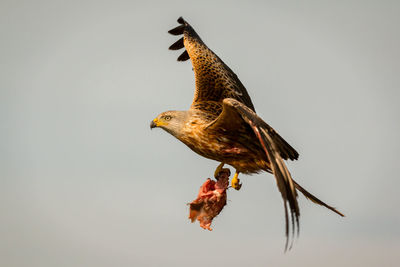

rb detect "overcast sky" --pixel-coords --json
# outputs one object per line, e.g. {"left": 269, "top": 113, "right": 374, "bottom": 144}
{"left": 1, "top": 0, "right": 400, "bottom": 266}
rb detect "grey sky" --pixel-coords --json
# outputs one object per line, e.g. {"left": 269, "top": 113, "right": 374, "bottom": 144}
{"left": 1, "top": 0, "right": 399, "bottom": 266}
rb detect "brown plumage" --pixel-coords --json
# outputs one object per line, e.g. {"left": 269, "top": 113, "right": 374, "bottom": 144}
{"left": 151, "top": 17, "right": 344, "bottom": 250}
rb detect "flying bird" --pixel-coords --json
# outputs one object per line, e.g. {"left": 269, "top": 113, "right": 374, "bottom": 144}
{"left": 150, "top": 17, "right": 344, "bottom": 250}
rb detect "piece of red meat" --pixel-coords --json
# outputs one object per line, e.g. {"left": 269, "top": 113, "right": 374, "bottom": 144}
{"left": 188, "top": 168, "right": 230, "bottom": 231}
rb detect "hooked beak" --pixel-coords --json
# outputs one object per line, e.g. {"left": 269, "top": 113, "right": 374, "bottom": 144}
{"left": 150, "top": 119, "right": 158, "bottom": 129}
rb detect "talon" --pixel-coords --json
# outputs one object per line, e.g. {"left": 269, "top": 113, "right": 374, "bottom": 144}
{"left": 231, "top": 172, "right": 242, "bottom": 190}
{"left": 214, "top": 162, "right": 225, "bottom": 178}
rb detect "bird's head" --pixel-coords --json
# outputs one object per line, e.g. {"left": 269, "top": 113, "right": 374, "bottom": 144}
{"left": 150, "top": 110, "right": 189, "bottom": 138}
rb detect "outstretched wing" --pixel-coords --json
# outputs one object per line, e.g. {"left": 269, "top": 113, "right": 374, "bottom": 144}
{"left": 208, "top": 98, "right": 343, "bottom": 250}
{"left": 168, "top": 17, "right": 255, "bottom": 111}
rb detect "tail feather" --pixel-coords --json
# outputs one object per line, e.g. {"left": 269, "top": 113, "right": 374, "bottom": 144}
{"left": 292, "top": 179, "right": 345, "bottom": 217}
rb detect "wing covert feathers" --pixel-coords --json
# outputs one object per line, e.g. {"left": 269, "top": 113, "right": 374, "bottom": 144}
{"left": 167, "top": 17, "right": 256, "bottom": 111}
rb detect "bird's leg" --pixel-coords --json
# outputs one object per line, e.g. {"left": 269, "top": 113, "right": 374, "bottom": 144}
{"left": 214, "top": 162, "right": 225, "bottom": 179}
{"left": 231, "top": 171, "right": 242, "bottom": 190}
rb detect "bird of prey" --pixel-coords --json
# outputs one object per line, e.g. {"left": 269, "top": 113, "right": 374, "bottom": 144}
{"left": 150, "top": 17, "right": 344, "bottom": 249}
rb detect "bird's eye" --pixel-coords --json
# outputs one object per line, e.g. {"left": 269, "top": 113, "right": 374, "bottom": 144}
{"left": 164, "top": 115, "right": 172, "bottom": 121}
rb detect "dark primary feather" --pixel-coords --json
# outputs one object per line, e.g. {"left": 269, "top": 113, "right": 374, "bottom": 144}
{"left": 177, "top": 16, "right": 185, "bottom": 24}
{"left": 177, "top": 50, "right": 190, "bottom": 61}
{"left": 168, "top": 24, "right": 185, "bottom": 35}
{"left": 169, "top": 37, "right": 185, "bottom": 50}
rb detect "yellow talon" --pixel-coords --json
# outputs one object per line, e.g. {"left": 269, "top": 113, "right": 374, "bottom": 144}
{"left": 231, "top": 172, "right": 242, "bottom": 190}
{"left": 214, "top": 162, "right": 225, "bottom": 178}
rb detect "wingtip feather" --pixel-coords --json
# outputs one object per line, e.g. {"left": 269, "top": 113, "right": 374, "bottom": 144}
{"left": 177, "top": 16, "right": 185, "bottom": 24}
{"left": 169, "top": 37, "right": 184, "bottom": 50}
{"left": 168, "top": 24, "right": 185, "bottom": 35}
{"left": 177, "top": 50, "right": 190, "bottom": 61}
